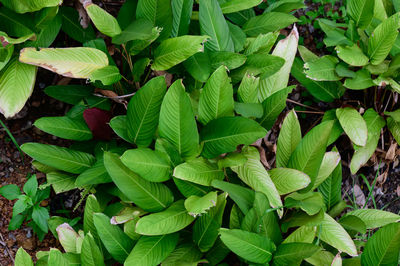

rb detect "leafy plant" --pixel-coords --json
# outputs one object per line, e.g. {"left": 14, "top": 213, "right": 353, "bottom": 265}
{"left": 0, "top": 175, "right": 50, "bottom": 240}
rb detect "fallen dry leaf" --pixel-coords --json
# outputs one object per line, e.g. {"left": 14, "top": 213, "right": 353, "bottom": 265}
{"left": 386, "top": 142, "right": 397, "bottom": 161}
{"left": 353, "top": 184, "right": 366, "bottom": 207}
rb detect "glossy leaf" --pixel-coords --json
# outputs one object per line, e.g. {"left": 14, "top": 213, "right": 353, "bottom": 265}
{"left": 34, "top": 116, "right": 92, "bottom": 141}
{"left": 336, "top": 107, "right": 368, "bottom": 146}
{"left": 269, "top": 168, "right": 311, "bottom": 195}
{"left": 85, "top": 3, "right": 121, "bottom": 37}
{"left": 276, "top": 110, "right": 301, "bottom": 168}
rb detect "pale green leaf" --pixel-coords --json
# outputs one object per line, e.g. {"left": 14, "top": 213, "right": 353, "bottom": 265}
{"left": 285, "top": 192, "right": 325, "bottom": 216}
{"left": 336, "top": 44, "right": 369, "bottom": 66}
{"left": 47, "top": 172, "right": 77, "bottom": 194}
{"left": 237, "top": 72, "right": 260, "bottom": 103}
{"left": 185, "top": 191, "right": 218, "bottom": 217}
{"left": 0, "top": 0, "right": 62, "bottom": 13}
{"left": 276, "top": 110, "right": 301, "bottom": 168}
{"left": 345, "top": 209, "right": 400, "bottom": 229}
{"left": 15, "top": 247, "right": 33, "bottom": 266}
{"left": 336, "top": 107, "right": 368, "bottom": 146}
{"left": 313, "top": 151, "right": 341, "bottom": 189}
{"left": 245, "top": 32, "right": 279, "bottom": 56}
{"left": 220, "top": 0, "right": 262, "bottom": 14}
{"left": 136, "top": 0, "right": 172, "bottom": 40}
{"left": 269, "top": 168, "right": 311, "bottom": 195}
{"left": 89, "top": 66, "right": 121, "bottom": 85}
{"left": 34, "top": 116, "right": 92, "bottom": 141}
{"left": 80, "top": 233, "right": 105, "bottom": 266}
{"left": 304, "top": 55, "right": 341, "bottom": 81}
{"left": 85, "top": 3, "right": 121, "bottom": 37}
{"left": 344, "top": 69, "right": 375, "bottom": 90}
{"left": 283, "top": 225, "right": 316, "bottom": 244}
{"left": 243, "top": 12, "right": 298, "bottom": 37}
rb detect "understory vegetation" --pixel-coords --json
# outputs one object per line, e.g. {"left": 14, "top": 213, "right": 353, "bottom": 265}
{"left": 1, "top": 0, "right": 400, "bottom": 265}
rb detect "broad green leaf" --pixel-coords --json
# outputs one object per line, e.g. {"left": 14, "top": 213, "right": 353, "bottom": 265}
{"left": 276, "top": 110, "right": 301, "bottom": 168}
{"left": 345, "top": 209, "right": 400, "bottom": 229}
{"left": 339, "top": 215, "right": 367, "bottom": 234}
{"left": 344, "top": 69, "right": 375, "bottom": 90}
{"left": 116, "top": 0, "right": 137, "bottom": 29}
{"left": 0, "top": 31, "right": 35, "bottom": 44}
{"left": 304, "top": 55, "right": 341, "bottom": 81}
{"left": 198, "top": 66, "right": 234, "bottom": 125}
{"left": 347, "top": 0, "right": 374, "bottom": 28}
{"left": 322, "top": 110, "right": 344, "bottom": 146}
{"left": 0, "top": 0, "right": 61, "bottom": 13}
{"left": 336, "top": 107, "right": 368, "bottom": 146}
{"left": 19, "top": 47, "right": 108, "bottom": 79}
{"left": 136, "top": 200, "right": 195, "bottom": 235}
{"left": 237, "top": 73, "right": 259, "bottom": 103}
{"left": 81, "top": 233, "right": 105, "bottom": 266}
{"left": 232, "top": 146, "right": 283, "bottom": 216}
{"left": 47, "top": 249, "right": 68, "bottom": 266}
{"left": 313, "top": 151, "right": 341, "bottom": 189}
{"left": 272, "top": 243, "right": 321, "bottom": 266}
{"left": 183, "top": 52, "right": 211, "bottom": 82}
{"left": 125, "top": 233, "right": 179, "bottom": 266}
{"left": 306, "top": 250, "right": 335, "bottom": 266}
{"left": 112, "top": 19, "right": 155, "bottom": 44}
{"left": 288, "top": 121, "right": 334, "bottom": 190}
{"left": 89, "top": 66, "right": 121, "bottom": 85}
{"left": 47, "top": 172, "right": 76, "bottom": 194}
{"left": 103, "top": 152, "right": 174, "bottom": 212}
{"left": 76, "top": 157, "right": 112, "bottom": 186}
{"left": 0, "top": 58, "right": 36, "bottom": 118}
{"left": 336, "top": 44, "right": 369, "bottom": 66}
{"left": 93, "top": 213, "right": 134, "bottom": 263}
{"left": 173, "top": 157, "right": 224, "bottom": 186}
{"left": 368, "top": 13, "right": 400, "bottom": 65}
{"left": 44, "top": 85, "right": 93, "bottom": 105}
{"left": 34, "top": 116, "right": 92, "bottom": 141}
{"left": 85, "top": 3, "right": 121, "bottom": 37}
{"left": 211, "top": 179, "right": 254, "bottom": 214}
{"left": 350, "top": 109, "right": 385, "bottom": 174}
{"left": 388, "top": 117, "right": 400, "bottom": 143}
{"left": 318, "top": 157, "right": 342, "bottom": 210}
{"left": 60, "top": 7, "right": 95, "bottom": 43}
{"left": 204, "top": 238, "right": 230, "bottom": 265}
{"left": 174, "top": 178, "right": 211, "bottom": 198}
{"left": 199, "top": 0, "right": 234, "bottom": 52}
{"left": 318, "top": 19, "right": 352, "bottom": 47}
{"left": 201, "top": 116, "right": 267, "bottom": 158}
{"left": 193, "top": 193, "right": 227, "bottom": 252}
{"left": 234, "top": 102, "right": 263, "bottom": 118}
{"left": 362, "top": 223, "right": 400, "bottom": 265}
{"left": 136, "top": 0, "right": 172, "bottom": 40}
{"left": 220, "top": 0, "right": 262, "bottom": 14}
{"left": 152, "top": 35, "right": 208, "bottom": 71}
{"left": 285, "top": 192, "right": 325, "bottom": 216}
{"left": 127, "top": 76, "right": 166, "bottom": 147}
{"left": 269, "top": 168, "right": 311, "bottom": 195}
{"left": 0, "top": 44, "right": 14, "bottom": 72}
{"left": 21, "top": 143, "right": 95, "bottom": 174}
{"left": 121, "top": 148, "right": 171, "bottom": 182}
{"left": 159, "top": 80, "right": 199, "bottom": 159}
{"left": 320, "top": 214, "right": 357, "bottom": 256}
{"left": 15, "top": 247, "right": 33, "bottom": 266}
{"left": 209, "top": 51, "right": 247, "bottom": 71}
{"left": 245, "top": 32, "right": 279, "bottom": 56}
{"left": 171, "top": 0, "right": 193, "bottom": 37}
{"left": 219, "top": 228, "right": 276, "bottom": 264}
{"left": 227, "top": 21, "right": 246, "bottom": 52}
{"left": 110, "top": 115, "right": 131, "bottom": 143}
{"left": 291, "top": 57, "right": 344, "bottom": 102}
{"left": 243, "top": 12, "right": 298, "bottom": 37}
{"left": 185, "top": 191, "right": 218, "bottom": 217}
{"left": 258, "top": 86, "right": 294, "bottom": 130}
{"left": 217, "top": 152, "right": 248, "bottom": 169}
{"left": 56, "top": 223, "right": 81, "bottom": 253}
{"left": 259, "top": 26, "right": 299, "bottom": 100}
{"left": 385, "top": 109, "right": 400, "bottom": 122}
{"left": 283, "top": 225, "right": 316, "bottom": 244}
{"left": 83, "top": 195, "right": 101, "bottom": 248}
{"left": 0, "top": 184, "right": 21, "bottom": 200}
{"left": 162, "top": 242, "right": 203, "bottom": 266}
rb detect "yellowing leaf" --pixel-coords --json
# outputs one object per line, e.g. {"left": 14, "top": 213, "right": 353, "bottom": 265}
{"left": 19, "top": 47, "right": 108, "bottom": 79}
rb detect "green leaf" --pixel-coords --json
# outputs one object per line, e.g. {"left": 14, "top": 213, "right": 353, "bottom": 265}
{"left": 313, "top": 151, "right": 341, "bottom": 189}
{"left": 44, "top": 85, "right": 94, "bottom": 105}
{"left": 269, "top": 168, "right": 311, "bottom": 195}
{"left": 227, "top": 21, "right": 246, "bottom": 52}
{"left": 283, "top": 225, "right": 316, "bottom": 244}
{"left": 245, "top": 32, "right": 279, "bottom": 56}
{"left": 291, "top": 57, "right": 344, "bottom": 102}
{"left": 47, "top": 249, "right": 68, "bottom": 266}
{"left": 0, "top": 0, "right": 61, "bottom": 13}
{"left": 152, "top": 35, "right": 208, "bottom": 71}
{"left": 209, "top": 51, "right": 247, "bottom": 71}
{"left": 272, "top": 243, "right": 321, "bottom": 266}
{"left": 350, "top": 109, "right": 386, "bottom": 174}
{"left": 232, "top": 146, "right": 283, "bottom": 216}
{"left": 362, "top": 223, "right": 400, "bottom": 265}
{"left": 83, "top": 195, "right": 101, "bottom": 247}
{"left": 258, "top": 86, "right": 295, "bottom": 130}
{"left": 159, "top": 80, "right": 199, "bottom": 159}
{"left": 47, "top": 172, "right": 77, "bottom": 194}
{"left": 0, "top": 58, "right": 36, "bottom": 118}
{"left": 103, "top": 152, "right": 174, "bottom": 212}
{"left": 60, "top": 7, "right": 95, "bottom": 43}
{"left": 89, "top": 66, "right": 121, "bottom": 85}
{"left": 93, "top": 213, "right": 134, "bottom": 263}
{"left": 185, "top": 191, "right": 218, "bottom": 217}
{"left": 237, "top": 73, "right": 259, "bottom": 103}
{"left": 109, "top": 115, "right": 131, "bottom": 143}
{"left": 234, "top": 102, "right": 263, "bottom": 118}
{"left": 174, "top": 178, "right": 211, "bottom": 198}
{"left": 183, "top": 52, "right": 211, "bottom": 82}
{"left": 23, "top": 175, "right": 37, "bottom": 198}
{"left": 344, "top": 69, "right": 375, "bottom": 90}
{"left": 21, "top": 143, "right": 95, "bottom": 174}
{"left": 285, "top": 192, "right": 325, "bottom": 216}
{"left": 171, "top": 0, "right": 193, "bottom": 37}
{"left": 336, "top": 107, "right": 368, "bottom": 146}
{"left": 336, "top": 44, "right": 369, "bottom": 66}
{"left": 136, "top": 0, "right": 172, "bottom": 40}
{"left": 198, "top": 66, "right": 234, "bottom": 125}
{"left": 32, "top": 205, "right": 49, "bottom": 233}
{"left": 320, "top": 214, "right": 357, "bottom": 256}
{"left": 318, "top": 156, "right": 342, "bottom": 210}
{"left": 220, "top": 0, "right": 262, "bottom": 14}
{"left": 136, "top": 200, "right": 195, "bottom": 235}
{"left": 162, "top": 242, "right": 203, "bottom": 266}
{"left": 0, "top": 184, "right": 21, "bottom": 200}
{"left": 219, "top": 228, "right": 276, "bottom": 264}
{"left": 345, "top": 209, "right": 400, "bottom": 229}
{"left": 368, "top": 13, "right": 400, "bottom": 65}
{"left": 76, "top": 157, "right": 112, "bottom": 186}
{"left": 339, "top": 215, "right": 367, "bottom": 234}
{"left": 199, "top": 0, "right": 234, "bottom": 52}
{"left": 276, "top": 110, "right": 301, "bottom": 168}
{"left": 15, "top": 247, "right": 33, "bottom": 266}
{"left": 121, "top": 148, "right": 171, "bottom": 182}
{"left": 173, "top": 157, "right": 224, "bottom": 186}
{"left": 127, "top": 76, "right": 166, "bottom": 146}
{"left": 85, "top": 3, "right": 121, "bottom": 37}
{"left": 125, "top": 233, "right": 179, "bottom": 266}
{"left": 385, "top": 109, "right": 400, "bottom": 122}
{"left": 243, "top": 12, "right": 298, "bottom": 37}
{"left": 19, "top": 47, "right": 108, "bottom": 79}
{"left": 304, "top": 55, "right": 341, "bottom": 81}
{"left": 193, "top": 192, "right": 227, "bottom": 252}
{"left": 112, "top": 19, "right": 155, "bottom": 44}
{"left": 259, "top": 27, "right": 299, "bottom": 100}
{"left": 347, "top": 0, "right": 374, "bottom": 28}
{"left": 288, "top": 121, "right": 334, "bottom": 191}
{"left": 388, "top": 117, "right": 400, "bottom": 143}
{"left": 305, "top": 250, "right": 335, "bottom": 266}
{"left": 80, "top": 233, "right": 105, "bottom": 266}
{"left": 34, "top": 116, "right": 92, "bottom": 141}
{"left": 200, "top": 116, "right": 267, "bottom": 158}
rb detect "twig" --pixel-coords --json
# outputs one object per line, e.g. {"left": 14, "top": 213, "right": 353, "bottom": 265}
{"left": 294, "top": 110, "right": 325, "bottom": 115}
{"left": 0, "top": 232, "right": 14, "bottom": 263}
{"left": 286, "top": 98, "right": 321, "bottom": 111}
{"left": 93, "top": 92, "right": 136, "bottom": 99}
